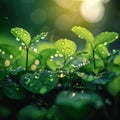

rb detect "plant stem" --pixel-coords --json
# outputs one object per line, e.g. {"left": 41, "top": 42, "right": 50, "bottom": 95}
{"left": 93, "top": 49, "right": 96, "bottom": 70}
{"left": 26, "top": 47, "right": 29, "bottom": 71}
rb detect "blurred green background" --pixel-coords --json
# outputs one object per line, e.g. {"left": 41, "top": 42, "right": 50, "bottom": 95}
{"left": 0, "top": 0, "right": 120, "bottom": 49}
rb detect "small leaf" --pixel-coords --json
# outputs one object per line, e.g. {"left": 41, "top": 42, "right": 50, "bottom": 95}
{"left": 11, "top": 27, "right": 31, "bottom": 46}
{"left": 95, "top": 44, "right": 109, "bottom": 59}
{"left": 72, "top": 26, "right": 94, "bottom": 46}
{"left": 0, "top": 44, "right": 20, "bottom": 56}
{"left": 94, "top": 32, "right": 119, "bottom": 46}
{"left": 55, "top": 39, "right": 77, "bottom": 59}
{"left": 93, "top": 72, "right": 116, "bottom": 85}
{"left": 20, "top": 70, "right": 58, "bottom": 94}
{"left": 31, "top": 32, "right": 48, "bottom": 44}
{"left": 2, "top": 81, "right": 26, "bottom": 100}
{"left": 18, "top": 105, "right": 46, "bottom": 120}
{"left": 40, "top": 48, "right": 56, "bottom": 69}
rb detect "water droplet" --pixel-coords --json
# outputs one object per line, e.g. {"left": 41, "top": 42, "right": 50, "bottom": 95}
{"left": 36, "top": 40, "right": 39, "bottom": 43}
{"left": 40, "top": 87, "right": 47, "bottom": 94}
{"left": 41, "top": 36, "right": 45, "bottom": 39}
{"left": 35, "top": 59, "right": 39, "bottom": 65}
{"left": 5, "top": 60, "right": 10, "bottom": 67}
{"left": 0, "top": 49, "right": 1, "bottom": 52}
{"left": 21, "top": 42, "right": 25, "bottom": 46}
{"left": 35, "top": 75, "right": 39, "bottom": 79}
{"left": 115, "top": 36, "right": 118, "bottom": 39}
{"left": 55, "top": 54, "right": 58, "bottom": 57}
{"left": 33, "top": 48, "right": 38, "bottom": 52}
{"left": 104, "top": 42, "right": 108, "bottom": 45}
{"left": 59, "top": 53, "right": 63, "bottom": 57}
{"left": 10, "top": 55, "right": 13, "bottom": 59}
{"left": 59, "top": 73, "right": 65, "bottom": 78}
{"left": 20, "top": 29, "right": 24, "bottom": 32}
{"left": 112, "top": 49, "right": 116, "bottom": 53}
{"left": 2, "top": 51, "right": 5, "bottom": 54}
{"left": 19, "top": 46, "right": 22, "bottom": 51}
{"left": 50, "top": 55, "right": 54, "bottom": 59}
{"left": 25, "top": 78, "right": 30, "bottom": 84}
{"left": 72, "top": 92, "right": 76, "bottom": 97}
{"left": 50, "top": 78, "right": 54, "bottom": 82}
{"left": 31, "top": 64, "right": 37, "bottom": 71}
{"left": 16, "top": 37, "right": 20, "bottom": 41}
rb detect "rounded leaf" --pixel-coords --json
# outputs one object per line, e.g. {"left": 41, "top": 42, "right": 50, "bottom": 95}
{"left": 94, "top": 32, "right": 119, "bottom": 46}
{"left": 2, "top": 81, "right": 26, "bottom": 100}
{"left": 95, "top": 44, "right": 109, "bottom": 59}
{"left": 20, "top": 70, "right": 58, "bottom": 94}
{"left": 55, "top": 39, "right": 77, "bottom": 58}
{"left": 11, "top": 27, "right": 31, "bottom": 46}
{"left": 72, "top": 26, "right": 94, "bottom": 46}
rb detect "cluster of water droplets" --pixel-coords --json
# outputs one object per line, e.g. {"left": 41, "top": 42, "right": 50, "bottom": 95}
{"left": 0, "top": 49, "right": 15, "bottom": 67}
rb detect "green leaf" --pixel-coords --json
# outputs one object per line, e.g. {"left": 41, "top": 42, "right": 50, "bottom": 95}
{"left": 93, "top": 72, "right": 116, "bottom": 85}
{"left": 55, "top": 39, "right": 77, "bottom": 59}
{"left": 11, "top": 27, "right": 31, "bottom": 46}
{"left": 31, "top": 32, "right": 48, "bottom": 44}
{"left": 18, "top": 105, "right": 46, "bottom": 120}
{"left": 0, "top": 44, "right": 21, "bottom": 56}
{"left": 40, "top": 48, "right": 57, "bottom": 69}
{"left": 94, "top": 32, "right": 119, "bottom": 46}
{"left": 2, "top": 81, "right": 26, "bottom": 100}
{"left": 20, "top": 70, "right": 58, "bottom": 94}
{"left": 72, "top": 26, "right": 94, "bottom": 46}
{"left": 95, "top": 44, "right": 109, "bottom": 59}
{"left": 107, "top": 75, "right": 120, "bottom": 96}
{"left": 56, "top": 91, "right": 103, "bottom": 120}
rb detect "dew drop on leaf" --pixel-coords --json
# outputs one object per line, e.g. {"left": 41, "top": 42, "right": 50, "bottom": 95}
{"left": 16, "top": 37, "right": 20, "bottom": 41}
{"left": 25, "top": 78, "right": 30, "bottom": 84}
{"left": 10, "top": 55, "right": 13, "bottom": 59}
{"left": 19, "top": 46, "right": 22, "bottom": 51}
{"left": 33, "top": 48, "right": 38, "bottom": 52}
{"left": 40, "top": 87, "right": 47, "bottom": 94}
{"left": 5, "top": 60, "right": 10, "bottom": 67}
{"left": 34, "top": 59, "right": 39, "bottom": 65}
{"left": 2, "top": 51, "right": 5, "bottom": 54}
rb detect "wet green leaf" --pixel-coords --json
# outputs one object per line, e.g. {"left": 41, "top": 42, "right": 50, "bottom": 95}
{"left": 11, "top": 27, "right": 31, "bottom": 46}
{"left": 93, "top": 72, "right": 116, "bottom": 85}
{"left": 107, "top": 75, "right": 120, "bottom": 96}
{"left": 55, "top": 39, "right": 77, "bottom": 59}
{"left": 95, "top": 44, "right": 109, "bottom": 59}
{"left": 0, "top": 44, "right": 21, "bottom": 56}
{"left": 31, "top": 32, "right": 48, "bottom": 44}
{"left": 56, "top": 91, "right": 103, "bottom": 120}
{"left": 40, "top": 48, "right": 56, "bottom": 69}
{"left": 20, "top": 70, "right": 58, "bottom": 94}
{"left": 72, "top": 26, "right": 94, "bottom": 46}
{"left": 2, "top": 81, "right": 26, "bottom": 100}
{"left": 94, "top": 32, "right": 119, "bottom": 46}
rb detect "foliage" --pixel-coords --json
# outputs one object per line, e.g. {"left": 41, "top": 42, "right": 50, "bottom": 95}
{"left": 0, "top": 26, "right": 120, "bottom": 120}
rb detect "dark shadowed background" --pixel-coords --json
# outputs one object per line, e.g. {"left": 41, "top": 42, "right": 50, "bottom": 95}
{"left": 0, "top": 0, "right": 120, "bottom": 50}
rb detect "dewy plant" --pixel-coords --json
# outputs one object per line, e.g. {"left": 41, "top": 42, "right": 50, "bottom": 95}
{"left": 0, "top": 26, "right": 120, "bottom": 120}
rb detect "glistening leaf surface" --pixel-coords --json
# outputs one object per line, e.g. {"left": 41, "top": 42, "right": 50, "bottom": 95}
{"left": 11, "top": 27, "right": 31, "bottom": 46}
{"left": 20, "top": 70, "right": 58, "bottom": 94}
{"left": 72, "top": 26, "right": 94, "bottom": 46}
{"left": 94, "top": 32, "right": 119, "bottom": 46}
{"left": 55, "top": 39, "right": 76, "bottom": 58}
